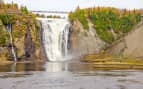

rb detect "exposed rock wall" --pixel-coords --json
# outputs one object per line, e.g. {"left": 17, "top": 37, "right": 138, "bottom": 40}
{"left": 0, "top": 21, "right": 44, "bottom": 61}
{"left": 69, "top": 20, "right": 105, "bottom": 57}
{"left": 70, "top": 19, "right": 143, "bottom": 59}
{"left": 108, "top": 21, "right": 143, "bottom": 58}
{"left": 24, "top": 24, "right": 35, "bottom": 59}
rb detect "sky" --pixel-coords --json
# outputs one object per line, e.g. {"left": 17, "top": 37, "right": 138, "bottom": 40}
{"left": 4, "top": 0, "right": 143, "bottom": 12}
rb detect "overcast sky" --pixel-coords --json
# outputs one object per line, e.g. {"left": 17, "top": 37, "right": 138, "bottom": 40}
{"left": 4, "top": 0, "right": 143, "bottom": 11}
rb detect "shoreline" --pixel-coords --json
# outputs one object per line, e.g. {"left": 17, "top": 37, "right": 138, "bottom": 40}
{"left": 0, "top": 60, "right": 45, "bottom": 65}
{"left": 90, "top": 62, "right": 143, "bottom": 70}
{"left": 1, "top": 56, "right": 143, "bottom": 70}
{"left": 81, "top": 54, "right": 143, "bottom": 70}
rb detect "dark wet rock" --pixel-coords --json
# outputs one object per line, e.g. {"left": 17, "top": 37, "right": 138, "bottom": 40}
{"left": 24, "top": 24, "right": 35, "bottom": 60}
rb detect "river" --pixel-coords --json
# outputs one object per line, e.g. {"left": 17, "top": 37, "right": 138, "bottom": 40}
{"left": 0, "top": 62, "right": 143, "bottom": 89}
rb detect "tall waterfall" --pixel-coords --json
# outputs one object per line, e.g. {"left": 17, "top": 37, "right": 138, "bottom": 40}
{"left": 37, "top": 18, "right": 70, "bottom": 61}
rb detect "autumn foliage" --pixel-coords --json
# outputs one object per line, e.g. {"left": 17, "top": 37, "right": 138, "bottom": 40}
{"left": 0, "top": 2, "right": 39, "bottom": 46}
{"left": 69, "top": 7, "right": 142, "bottom": 43}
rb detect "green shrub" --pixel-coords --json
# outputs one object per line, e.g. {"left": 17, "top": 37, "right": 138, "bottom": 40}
{"left": 0, "top": 27, "right": 9, "bottom": 46}
{"left": 13, "top": 30, "right": 24, "bottom": 38}
{"left": 96, "top": 29, "right": 114, "bottom": 44}
{"left": 69, "top": 9, "right": 89, "bottom": 30}
{"left": 0, "top": 14, "right": 16, "bottom": 25}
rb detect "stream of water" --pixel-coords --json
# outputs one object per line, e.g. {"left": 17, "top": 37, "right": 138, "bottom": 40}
{"left": 7, "top": 24, "right": 17, "bottom": 62}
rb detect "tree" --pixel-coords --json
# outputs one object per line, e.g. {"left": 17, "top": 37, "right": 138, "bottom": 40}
{"left": 68, "top": 7, "right": 142, "bottom": 44}
{"left": 21, "top": 6, "right": 29, "bottom": 15}
{"left": 0, "top": 14, "right": 16, "bottom": 25}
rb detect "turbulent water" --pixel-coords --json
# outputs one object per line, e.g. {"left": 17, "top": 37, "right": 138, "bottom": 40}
{"left": 37, "top": 18, "right": 70, "bottom": 61}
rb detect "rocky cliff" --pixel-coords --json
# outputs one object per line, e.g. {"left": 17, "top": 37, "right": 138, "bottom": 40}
{"left": 69, "top": 19, "right": 143, "bottom": 59}
{"left": 0, "top": 2, "right": 45, "bottom": 62}
{"left": 69, "top": 7, "right": 143, "bottom": 59}
{"left": 108, "top": 21, "right": 143, "bottom": 59}
{"left": 0, "top": 18, "right": 44, "bottom": 62}
{"left": 69, "top": 20, "right": 105, "bottom": 57}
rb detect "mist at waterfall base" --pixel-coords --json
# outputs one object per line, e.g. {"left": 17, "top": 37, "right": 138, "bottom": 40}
{"left": 37, "top": 18, "right": 71, "bottom": 61}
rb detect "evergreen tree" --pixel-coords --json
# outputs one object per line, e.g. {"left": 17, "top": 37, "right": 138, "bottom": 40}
{"left": 21, "top": 6, "right": 29, "bottom": 15}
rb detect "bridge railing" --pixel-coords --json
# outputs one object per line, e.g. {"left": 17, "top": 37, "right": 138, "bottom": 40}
{"left": 31, "top": 11, "right": 70, "bottom": 14}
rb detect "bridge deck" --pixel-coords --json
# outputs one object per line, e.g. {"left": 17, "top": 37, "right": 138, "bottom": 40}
{"left": 31, "top": 11, "right": 70, "bottom": 14}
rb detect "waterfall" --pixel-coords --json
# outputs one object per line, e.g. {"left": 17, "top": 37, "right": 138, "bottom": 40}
{"left": 7, "top": 24, "right": 17, "bottom": 62}
{"left": 37, "top": 18, "right": 70, "bottom": 61}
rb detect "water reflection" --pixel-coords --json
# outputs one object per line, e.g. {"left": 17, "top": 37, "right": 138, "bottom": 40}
{"left": 0, "top": 62, "right": 143, "bottom": 89}
{"left": 11, "top": 62, "right": 16, "bottom": 72}
{"left": 44, "top": 62, "right": 68, "bottom": 72}
{"left": 0, "top": 62, "right": 92, "bottom": 73}
{"left": 0, "top": 62, "right": 45, "bottom": 72}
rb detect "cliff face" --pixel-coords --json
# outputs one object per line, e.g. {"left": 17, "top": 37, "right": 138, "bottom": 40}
{"left": 108, "top": 21, "right": 143, "bottom": 58}
{"left": 69, "top": 20, "right": 105, "bottom": 57}
{"left": 13, "top": 21, "right": 44, "bottom": 61}
{"left": 69, "top": 7, "right": 143, "bottom": 59}
{"left": 0, "top": 17, "right": 44, "bottom": 62}
{"left": 0, "top": 2, "right": 45, "bottom": 62}
{"left": 0, "top": 20, "right": 9, "bottom": 61}
{"left": 70, "top": 19, "right": 143, "bottom": 59}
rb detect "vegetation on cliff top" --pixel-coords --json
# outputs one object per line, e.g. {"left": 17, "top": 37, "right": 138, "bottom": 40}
{"left": 0, "top": 2, "right": 39, "bottom": 42}
{"left": 0, "top": 2, "right": 41, "bottom": 61}
{"left": 69, "top": 7, "right": 142, "bottom": 43}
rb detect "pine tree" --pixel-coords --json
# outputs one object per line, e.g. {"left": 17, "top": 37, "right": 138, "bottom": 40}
{"left": 21, "top": 6, "right": 29, "bottom": 15}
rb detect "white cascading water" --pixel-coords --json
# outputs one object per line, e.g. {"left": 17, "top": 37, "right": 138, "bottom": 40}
{"left": 7, "top": 24, "right": 17, "bottom": 62}
{"left": 37, "top": 18, "right": 70, "bottom": 61}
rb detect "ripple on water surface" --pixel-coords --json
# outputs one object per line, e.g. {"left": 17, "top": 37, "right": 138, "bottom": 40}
{"left": 0, "top": 62, "right": 143, "bottom": 89}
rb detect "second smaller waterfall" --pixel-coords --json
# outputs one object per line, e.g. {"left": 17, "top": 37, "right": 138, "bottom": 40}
{"left": 7, "top": 24, "right": 17, "bottom": 62}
